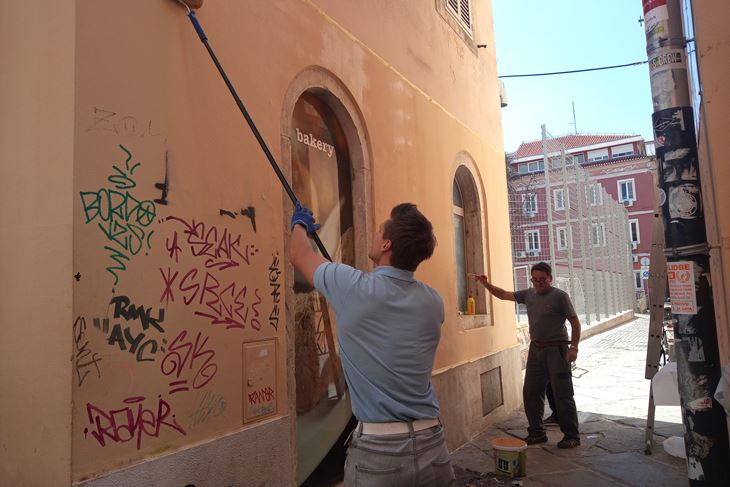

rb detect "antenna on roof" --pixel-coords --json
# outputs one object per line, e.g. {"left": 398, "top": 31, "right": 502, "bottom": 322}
{"left": 569, "top": 101, "right": 578, "bottom": 134}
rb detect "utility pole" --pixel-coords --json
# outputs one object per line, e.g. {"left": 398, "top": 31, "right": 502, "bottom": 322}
{"left": 641, "top": 1, "right": 729, "bottom": 484}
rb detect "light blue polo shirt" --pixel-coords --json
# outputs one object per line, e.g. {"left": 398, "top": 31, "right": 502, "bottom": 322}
{"left": 314, "top": 262, "right": 444, "bottom": 422}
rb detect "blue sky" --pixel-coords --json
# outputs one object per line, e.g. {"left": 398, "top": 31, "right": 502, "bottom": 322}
{"left": 492, "top": 0, "right": 655, "bottom": 152}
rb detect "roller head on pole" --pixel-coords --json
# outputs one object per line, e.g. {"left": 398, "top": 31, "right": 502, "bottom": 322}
{"left": 176, "top": 0, "right": 204, "bottom": 9}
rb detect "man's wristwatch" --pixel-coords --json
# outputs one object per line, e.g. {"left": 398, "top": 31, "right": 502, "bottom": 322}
{"left": 569, "top": 345, "right": 578, "bottom": 351}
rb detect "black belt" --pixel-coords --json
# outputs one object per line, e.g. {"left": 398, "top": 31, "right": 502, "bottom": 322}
{"left": 531, "top": 340, "right": 569, "bottom": 347}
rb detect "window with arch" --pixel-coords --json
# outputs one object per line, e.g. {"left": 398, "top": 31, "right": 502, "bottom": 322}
{"left": 290, "top": 91, "right": 355, "bottom": 483}
{"left": 453, "top": 165, "right": 488, "bottom": 318}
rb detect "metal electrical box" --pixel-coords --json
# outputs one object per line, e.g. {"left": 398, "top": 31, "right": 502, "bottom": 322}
{"left": 242, "top": 339, "right": 277, "bottom": 423}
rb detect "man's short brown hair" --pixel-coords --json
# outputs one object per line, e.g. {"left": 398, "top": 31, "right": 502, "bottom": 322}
{"left": 383, "top": 203, "right": 436, "bottom": 272}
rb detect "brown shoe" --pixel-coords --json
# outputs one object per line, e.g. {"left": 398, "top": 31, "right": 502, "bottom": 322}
{"left": 523, "top": 434, "right": 548, "bottom": 445}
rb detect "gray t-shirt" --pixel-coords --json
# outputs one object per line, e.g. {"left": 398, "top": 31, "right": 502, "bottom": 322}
{"left": 314, "top": 262, "right": 444, "bottom": 422}
{"left": 514, "top": 287, "right": 577, "bottom": 342}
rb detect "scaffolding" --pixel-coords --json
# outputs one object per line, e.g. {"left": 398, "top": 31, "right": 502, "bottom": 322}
{"left": 509, "top": 125, "right": 636, "bottom": 326}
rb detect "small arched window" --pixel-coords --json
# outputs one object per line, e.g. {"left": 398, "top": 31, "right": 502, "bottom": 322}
{"left": 453, "top": 165, "right": 488, "bottom": 317}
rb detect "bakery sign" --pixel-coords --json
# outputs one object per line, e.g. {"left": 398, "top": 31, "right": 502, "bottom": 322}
{"left": 295, "top": 127, "right": 334, "bottom": 158}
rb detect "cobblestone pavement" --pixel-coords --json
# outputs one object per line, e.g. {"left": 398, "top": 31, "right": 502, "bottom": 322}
{"left": 452, "top": 314, "right": 688, "bottom": 486}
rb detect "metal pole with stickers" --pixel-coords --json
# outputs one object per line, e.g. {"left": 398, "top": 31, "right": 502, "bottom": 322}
{"left": 642, "top": 0, "right": 729, "bottom": 482}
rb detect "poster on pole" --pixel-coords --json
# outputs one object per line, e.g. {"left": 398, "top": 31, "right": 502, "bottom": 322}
{"left": 667, "top": 261, "right": 697, "bottom": 314}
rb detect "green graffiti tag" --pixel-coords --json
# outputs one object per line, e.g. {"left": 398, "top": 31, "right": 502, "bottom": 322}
{"left": 80, "top": 145, "right": 156, "bottom": 288}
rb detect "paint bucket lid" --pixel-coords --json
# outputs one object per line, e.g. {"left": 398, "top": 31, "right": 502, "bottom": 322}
{"left": 492, "top": 437, "right": 528, "bottom": 451}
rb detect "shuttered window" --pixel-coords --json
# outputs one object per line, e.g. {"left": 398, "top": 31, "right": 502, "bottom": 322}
{"left": 446, "top": 0, "right": 472, "bottom": 33}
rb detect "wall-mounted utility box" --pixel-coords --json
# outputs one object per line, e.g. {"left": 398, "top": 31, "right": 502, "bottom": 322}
{"left": 242, "top": 339, "right": 277, "bottom": 423}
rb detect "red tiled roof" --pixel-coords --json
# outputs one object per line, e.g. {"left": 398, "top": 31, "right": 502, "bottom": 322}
{"left": 510, "top": 134, "right": 640, "bottom": 160}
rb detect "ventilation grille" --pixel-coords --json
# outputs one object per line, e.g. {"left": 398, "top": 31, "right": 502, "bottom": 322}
{"left": 480, "top": 367, "right": 503, "bottom": 416}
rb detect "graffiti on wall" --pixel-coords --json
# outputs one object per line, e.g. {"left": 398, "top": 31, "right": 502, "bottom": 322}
{"left": 159, "top": 216, "right": 262, "bottom": 330}
{"left": 219, "top": 206, "right": 257, "bottom": 232}
{"left": 163, "top": 216, "right": 259, "bottom": 269}
{"left": 79, "top": 144, "right": 157, "bottom": 290}
{"left": 89, "top": 296, "right": 167, "bottom": 362}
{"left": 73, "top": 317, "right": 103, "bottom": 387}
{"left": 248, "top": 385, "right": 276, "bottom": 417}
{"left": 187, "top": 390, "right": 227, "bottom": 428}
{"left": 77, "top": 109, "right": 280, "bottom": 456}
{"left": 84, "top": 395, "right": 185, "bottom": 450}
{"left": 161, "top": 330, "right": 218, "bottom": 395}
{"left": 268, "top": 253, "right": 281, "bottom": 331}
{"left": 87, "top": 106, "right": 161, "bottom": 139}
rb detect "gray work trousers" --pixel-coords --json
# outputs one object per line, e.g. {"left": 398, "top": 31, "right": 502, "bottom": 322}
{"left": 523, "top": 342, "right": 580, "bottom": 439}
{"left": 344, "top": 422, "right": 455, "bottom": 486}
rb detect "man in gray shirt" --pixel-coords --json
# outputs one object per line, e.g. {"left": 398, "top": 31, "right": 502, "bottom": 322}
{"left": 474, "top": 262, "right": 581, "bottom": 448}
{"left": 290, "top": 202, "right": 454, "bottom": 485}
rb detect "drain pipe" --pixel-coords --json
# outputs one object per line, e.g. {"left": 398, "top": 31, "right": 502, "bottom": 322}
{"left": 641, "top": 0, "right": 729, "bottom": 484}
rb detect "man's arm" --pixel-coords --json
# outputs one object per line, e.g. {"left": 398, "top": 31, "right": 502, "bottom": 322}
{"left": 470, "top": 274, "right": 516, "bottom": 301}
{"left": 566, "top": 315, "right": 581, "bottom": 362}
{"left": 289, "top": 225, "right": 328, "bottom": 287}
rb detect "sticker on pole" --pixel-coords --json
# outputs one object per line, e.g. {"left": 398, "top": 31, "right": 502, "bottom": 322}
{"left": 666, "top": 261, "right": 697, "bottom": 314}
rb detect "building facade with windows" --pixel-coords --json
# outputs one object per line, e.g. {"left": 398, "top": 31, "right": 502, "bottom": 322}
{"left": 508, "top": 134, "right": 657, "bottom": 296}
{"left": 1, "top": 1, "right": 523, "bottom": 486}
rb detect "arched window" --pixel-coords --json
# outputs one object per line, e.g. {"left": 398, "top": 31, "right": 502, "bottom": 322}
{"left": 291, "top": 92, "right": 353, "bottom": 482}
{"left": 453, "top": 165, "right": 488, "bottom": 317}
{"left": 453, "top": 179, "right": 468, "bottom": 311}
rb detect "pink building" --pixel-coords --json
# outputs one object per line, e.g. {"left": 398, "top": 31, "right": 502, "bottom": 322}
{"left": 508, "top": 134, "right": 657, "bottom": 297}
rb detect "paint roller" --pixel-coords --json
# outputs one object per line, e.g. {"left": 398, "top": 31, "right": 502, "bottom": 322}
{"left": 173, "top": 0, "right": 332, "bottom": 261}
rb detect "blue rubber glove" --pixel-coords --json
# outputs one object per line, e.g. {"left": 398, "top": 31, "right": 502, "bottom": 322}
{"left": 291, "top": 202, "right": 321, "bottom": 235}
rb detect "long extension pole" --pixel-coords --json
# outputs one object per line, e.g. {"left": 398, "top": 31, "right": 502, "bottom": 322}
{"left": 182, "top": 6, "right": 332, "bottom": 261}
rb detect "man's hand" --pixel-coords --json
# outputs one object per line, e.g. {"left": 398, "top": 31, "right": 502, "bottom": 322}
{"left": 289, "top": 204, "right": 327, "bottom": 287}
{"left": 291, "top": 202, "right": 321, "bottom": 235}
{"left": 469, "top": 274, "right": 516, "bottom": 302}
{"left": 566, "top": 347, "right": 578, "bottom": 363}
{"left": 469, "top": 273, "right": 490, "bottom": 287}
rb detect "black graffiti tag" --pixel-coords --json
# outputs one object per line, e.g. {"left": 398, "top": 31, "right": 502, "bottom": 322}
{"left": 268, "top": 253, "right": 281, "bottom": 331}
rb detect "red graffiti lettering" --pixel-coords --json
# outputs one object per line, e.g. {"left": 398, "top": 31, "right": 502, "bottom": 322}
{"left": 164, "top": 216, "right": 258, "bottom": 270}
{"left": 84, "top": 396, "right": 185, "bottom": 450}
{"left": 161, "top": 330, "right": 218, "bottom": 394}
{"left": 166, "top": 231, "right": 182, "bottom": 263}
{"left": 159, "top": 267, "right": 261, "bottom": 330}
{"left": 248, "top": 387, "right": 275, "bottom": 405}
{"left": 159, "top": 267, "right": 178, "bottom": 305}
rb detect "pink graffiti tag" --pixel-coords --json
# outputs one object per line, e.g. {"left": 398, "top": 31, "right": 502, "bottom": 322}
{"left": 84, "top": 395, "right": 185, "bottom": 450}
{"left": 164, "top": 216, "right": 258, "bottom": 270}
{"left": 161, "top": 330, "right": 218, "bottom": 394}
{"left": 159, "top": 267, "right": 262, "bottom": 329}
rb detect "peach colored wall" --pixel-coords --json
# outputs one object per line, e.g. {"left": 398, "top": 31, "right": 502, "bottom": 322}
{"left": 71, "top": 1, "right": 293, "bottom": 481}
{"left": 0, "top": 1, "right": 74, "bottom": 486}
{"left": 692, "top": 2, "right": 730, "bottom": 366}
{"left": 5, "top": 0, "right": 514, "bottom": 483}
{"left": 306, "top": 0, "right": 516, "bottom": 367}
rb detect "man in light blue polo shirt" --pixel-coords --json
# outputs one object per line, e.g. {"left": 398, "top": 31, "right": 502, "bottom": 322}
{"left": 290, "top": 202, "right": 454, "bottom": 486}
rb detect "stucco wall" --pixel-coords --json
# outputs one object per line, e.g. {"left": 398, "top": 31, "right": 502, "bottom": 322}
{"left": 4, "top": 0, "right": 516, "bottom": 484}
{"left": 0, "top": 1, "right": 75, "bottom": 485}
{"left": 692, "top": 2, "right": 730, "bottom": 366}
{"left": 432, "top": 346, "right": 523, "bottom": 449}
{"left": 79, "top": 416, "right": 291, "bottom": 487}
{"left": 71, "top": 1, "right": 294, "bottom": 481}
